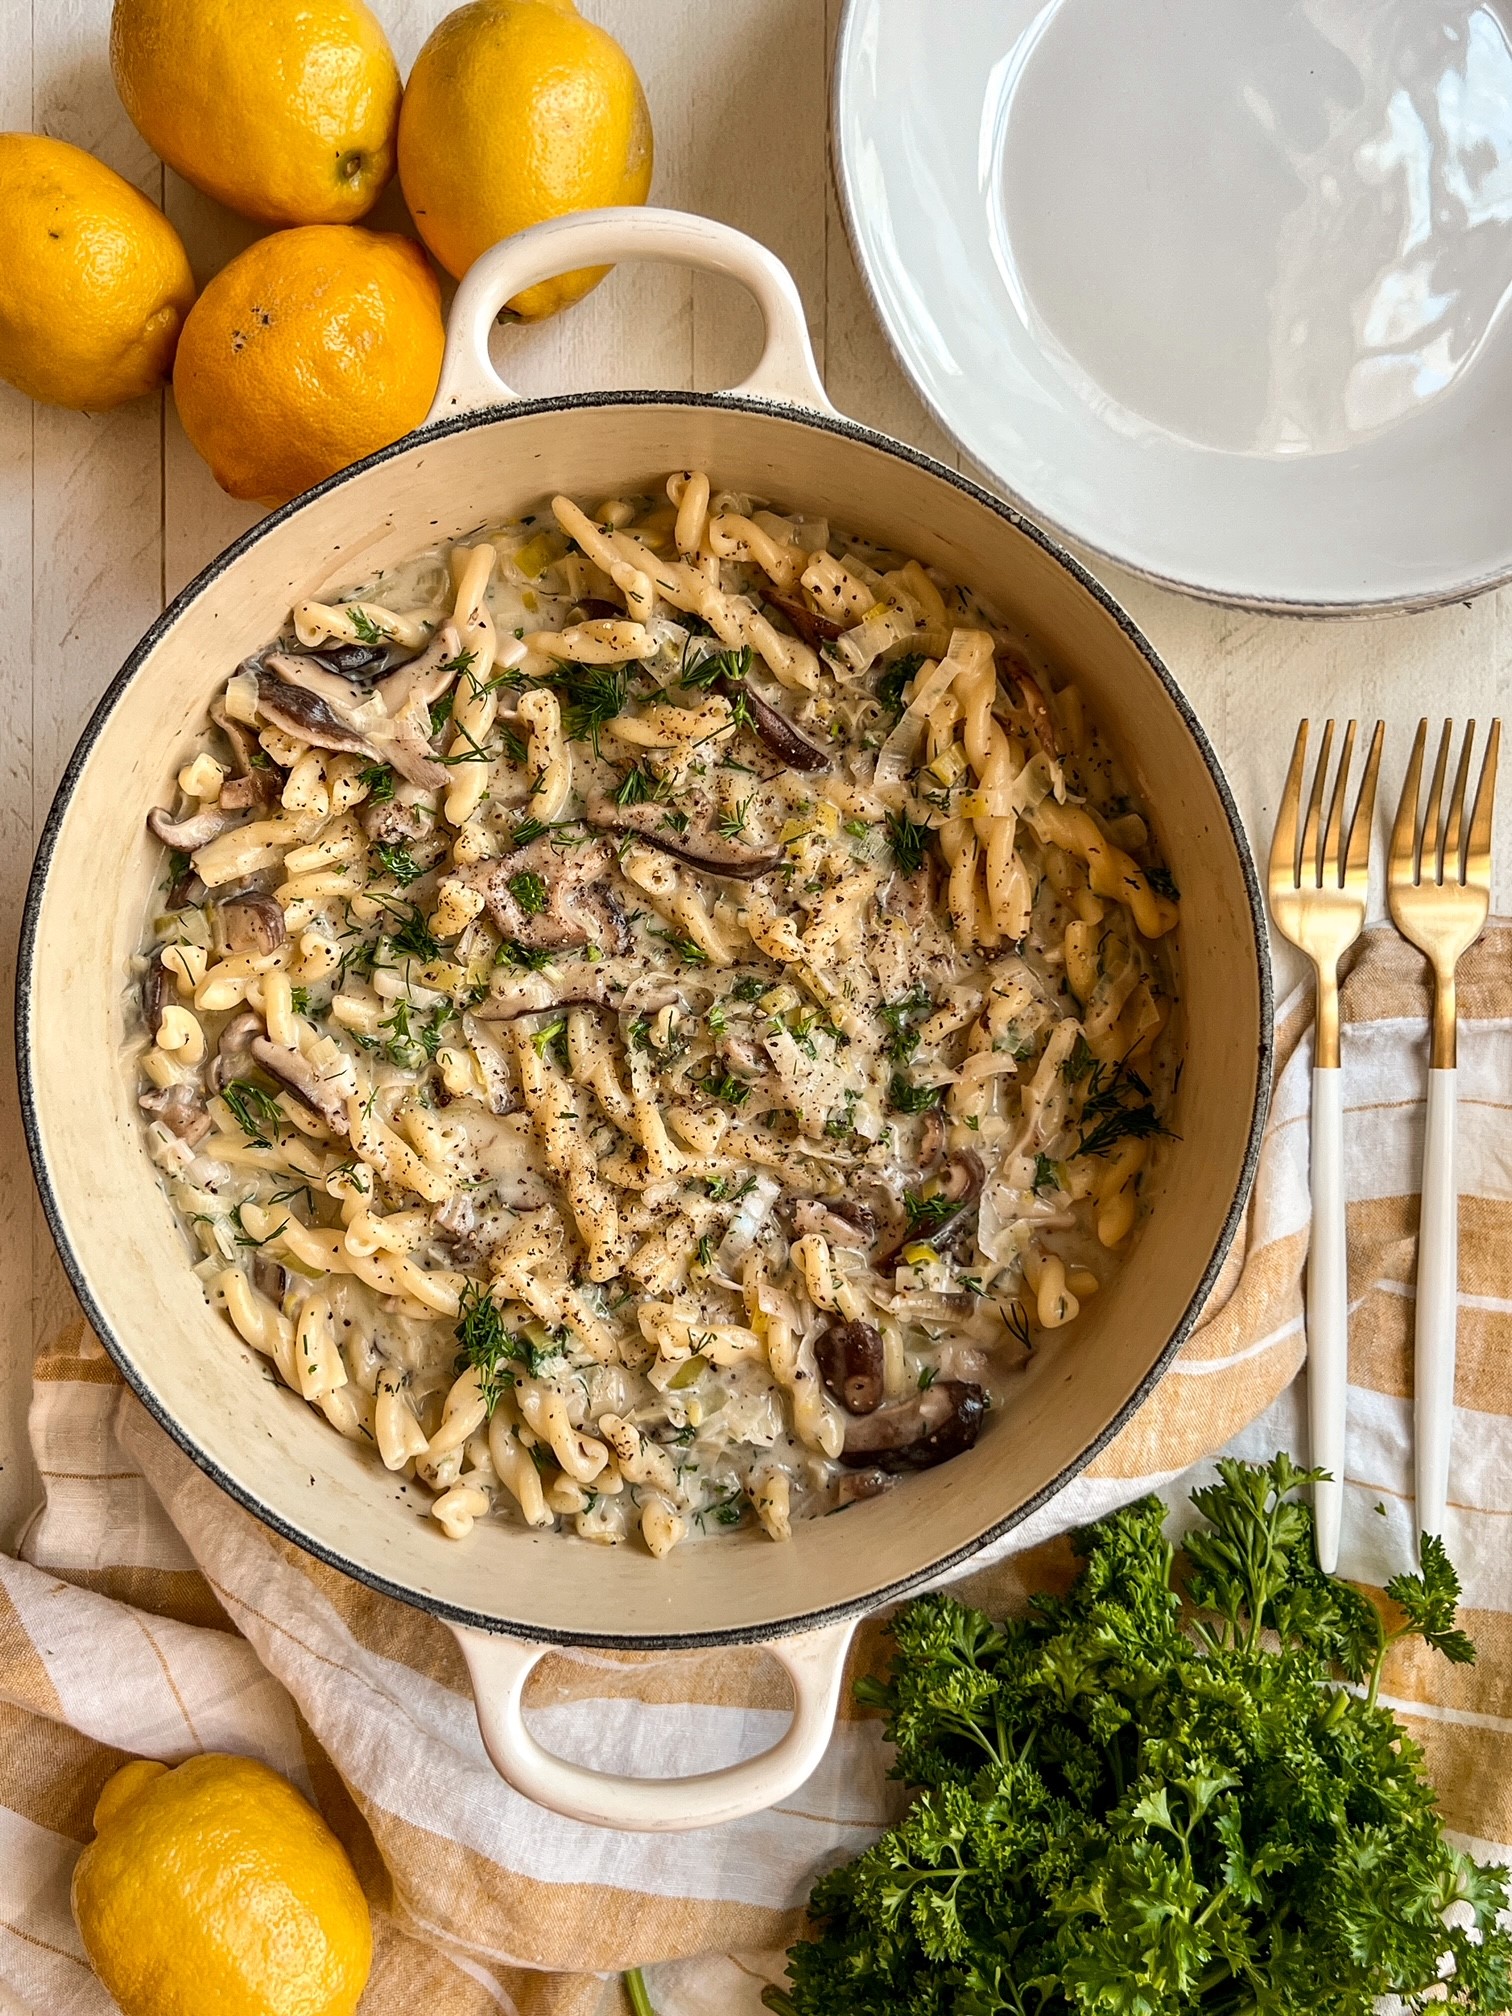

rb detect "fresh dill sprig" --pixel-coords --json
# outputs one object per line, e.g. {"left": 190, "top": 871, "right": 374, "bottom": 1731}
{"left": 548, "top": 660, "right": 631, "bottom": 752}
{"left": 875, "top": 650, "right": 926, "bottom": 717}
{"left": 888, "top": 1073, "right": 942, "bottom": 1115}
{"left": 220, "top": 1078, "right": 286, "bottom": 1146}
{"left": 615, "top": 764, "right": 665, "bottom": 807}
{"left": 345, "top": 606, "right": 390, "bottom": 646}
{"left": 717, "top": 794, "right": 754, "bottom": 841}
{"left": 357, "top": 762, "right": 395, "bottom": 802}
{"left": 885, "top": 810, "right": 931, "bottom": 876}
{"left": 507, "top": 869, "right": 549, "bottom": 916}
{"left": 374, "top": 840, "right": 423, "bottom": 886}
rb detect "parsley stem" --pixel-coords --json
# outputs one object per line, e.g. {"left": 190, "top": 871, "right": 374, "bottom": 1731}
{"left": 623, "top": 1968, "right": 657, "bottom": 2016}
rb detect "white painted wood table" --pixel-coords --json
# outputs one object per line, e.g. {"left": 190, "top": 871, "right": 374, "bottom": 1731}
{"left": 3, "top": 0, "right": 1510, "bottom": 1552}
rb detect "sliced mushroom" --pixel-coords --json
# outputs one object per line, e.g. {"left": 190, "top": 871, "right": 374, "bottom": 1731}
{"left": 293, "top": 641, "right": 391, "bottom": 679}
{"left": 209, "top": 1009, "right": 263, "bottom": 1092}
{"left": 219, "top": 891, "right": 286, "bottom": 956}
{"left": 141, "top": 951, "right": 173, "bottom": 1036}
{"left": 211, "top": 700, "right": 281, "bottom": 809}
{"left": 997, "top": 648, "right": 1061, "bottom": 759}
{"left": 583, "top": 794, "right": 781, "bottom": 880}
{"left": 456, "top": 835, "right": 630, "bottom": 955}
{"left": 833, "top": 1468, "right": 897, "bottom": 1508}
{"left": 165, "top": 864, "right": 205, "bottom": 911}
{"left": 252, "top": 1254, "right": 289, "bottom": 1306}
{"left": 248, "top": 1036, "right": 350, "bottom": 1133}
{"left": 816, "top": 1319, "right": 885, "bottom": 1415}
{"left": 734, "top": 680, "right": 830, "bottom": 773}
{"left": 259, "top": 625, "right": 464, "bottom": 794}
{"left": 839, "top": 1379, "right": 987, "bottom": 1471}
{"left": 255, "top": 671, "right": 376, "bottom": 759}
{"left": 763, "top": 590, "right": 845, "bottom": 648}
{"left": 139, "top": 1081, "right": 211, "bottom": 1146}
{"left": 791, "top": 1198, "right": 875, "bottom": 1249}
{"left": 147, "top": 803, "right": 242, "bottom": 852}
{"left": 875, "top": 1152, "right": 986, "bottom": 1270}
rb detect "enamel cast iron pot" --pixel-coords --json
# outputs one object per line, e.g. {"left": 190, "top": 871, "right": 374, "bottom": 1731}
{"left": 19, "top": 209, "right": 1272, "bottom": 1833}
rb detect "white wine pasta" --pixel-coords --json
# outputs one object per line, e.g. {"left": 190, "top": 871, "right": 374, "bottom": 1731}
{"left": 133, "top": 465, "right": 1179, "bottom": 1557}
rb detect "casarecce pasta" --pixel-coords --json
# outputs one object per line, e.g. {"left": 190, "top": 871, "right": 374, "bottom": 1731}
{"left": 132, "top": 472, "right": 1180, "bottom": 1558}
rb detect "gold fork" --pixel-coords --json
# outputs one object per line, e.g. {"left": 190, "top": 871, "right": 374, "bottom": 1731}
{"left": 1387, "top": 718, "right": 1501, "bottom": 1555}
{"left": 1268, "top": 719, "right": 1385, "bottom": 1572}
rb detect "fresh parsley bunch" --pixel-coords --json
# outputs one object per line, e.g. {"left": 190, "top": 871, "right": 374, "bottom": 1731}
{"left": 770, "top": 1455, "right": 1509, "bottom": 2016}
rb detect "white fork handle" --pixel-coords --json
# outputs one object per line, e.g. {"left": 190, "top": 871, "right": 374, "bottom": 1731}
{"left": 1308, "top": 1066, "right": 1347, "bottom": 1572}
{"left": 1415, "top": 1067, "right": 1459, "bottom": 1548}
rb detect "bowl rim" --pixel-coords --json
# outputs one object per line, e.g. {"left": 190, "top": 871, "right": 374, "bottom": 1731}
{"left": 828, "top": 0, "right": 1512, "bottom": 619}
{"left": 16, "top": 388, "right": 1275, "bottom": 1646}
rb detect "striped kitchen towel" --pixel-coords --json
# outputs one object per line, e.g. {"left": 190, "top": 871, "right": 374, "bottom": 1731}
{"left": 3, "top": 922, "right": 1511, "bottom": 2016}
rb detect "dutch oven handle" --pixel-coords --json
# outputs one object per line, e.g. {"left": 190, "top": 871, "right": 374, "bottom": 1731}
{"left": 450, "top": 1615, "right": 857, "bottom": 1831}
{"left": 427, "top": 205, "right": 834, "bottom": 421}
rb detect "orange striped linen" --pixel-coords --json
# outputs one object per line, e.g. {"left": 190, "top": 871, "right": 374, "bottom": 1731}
{"left": 3, "top": 923, "right": 1509, "bottom": 2016}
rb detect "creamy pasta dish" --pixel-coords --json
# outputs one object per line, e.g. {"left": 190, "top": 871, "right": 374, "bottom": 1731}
{"left": 133, "top": 471, "right": 1180, "bottom": 1558}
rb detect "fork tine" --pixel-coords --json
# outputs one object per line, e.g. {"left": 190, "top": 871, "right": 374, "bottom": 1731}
{"left": 1391, "top": 719, "right": 1427, "bottom": 888}
{"left": 1442, "top": 721, "right": 1476, "bottom": 886}
{"left": 1301, "top": 719, "right": 1334, "bottom": 888}
{"left": 1345, "top": 720, "right": 1385, "bottom": 889}
{"left": 1422, "top": 719, "right": 1453, "bottom": 883}
{"left": 1270, "top": 720, "right": 1308, "bottom": 888}
{"left": 1321, "top": 719, "right": 1356, "bottom": 887}
{"left": 1466, "top": 717, "right": 1502, "bottom": 884}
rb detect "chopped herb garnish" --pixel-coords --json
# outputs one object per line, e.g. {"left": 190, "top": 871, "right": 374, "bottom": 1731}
{"left": 681, "top": 643, "right": 751, "bottom": 691}
{"left": 374, "top": 840, "right": 423, "bottom": 886}
{"left": 888, "top": 1073, "right": 942, "bottom": 1115}
{"left": 1147, "top": 863, "right": 1180, "bottom": 901}
{"left": 651, "top": 927, "right": 710, "bottom": 966}
{"left": 220, "top": 1078, "right": 286, "bottom": 1146}
{"left": 701, "top": 1069, "right": 754, "bottom": 1108}
{"left": 453, "top": 1281, "right": 519, "bottom": 1414}
{"left": 548, "top": 660, "right": 631, "bottom": 752}
{"left": 717, "top": 794, "right": 754, "bottom": 841}
{"left": 289, "top": 986, "right": 311, "bottom": 1016}
{"left": 345, "top": 606, "right": 389, "bottom": 646}
{"left": 732, "top": 975, "right": 767, "bottom": 1002}
{"left": 904, "top": 1190, "right": 959, "bottom": 1235}
{"left": 499, "top": 725, "right": 529, "bottom": 765}
{"left": 510, "top": 814, "right": 549, "bottom": 847}
{"left": 374, "top": 900, "right": 443, "bottom": 964}
{"left": 879, "top": 984, "right": 932, "bottom": 1064}
{"left": 495, "top": 938, "right": 554, "bottom": 971}
{"left": 357, "top": 762, "right": 395, "bottom": 802}
{"left": 615, "top": 764, "right": 665, "bottom": 807}
{"left": 508, "top": 870, "right": 549, "bottom": 916}
{"left": 1032, "top": 1153, "right": 1059, "bottom": 1195}
{"left": 875, "top": 650, "right": 926, "bottom": 717}
{"left": 885, "top": 810, "right": 931, "bottom": 877}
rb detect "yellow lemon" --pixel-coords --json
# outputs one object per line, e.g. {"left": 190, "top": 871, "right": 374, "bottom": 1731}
{"left": 111, "top": 0, "right": 401, "bottom": 226}
{"left": 172, "top": 225, "right": 444, "bottom": 506}
{"left": 72, "top": 1752, "right": 372, "bottom": 2016}
{"left": 398, "top": 0, "right": 653, "bottom": 317}
{"left": 0, "top": 132, "right": 194, "bottom": 410}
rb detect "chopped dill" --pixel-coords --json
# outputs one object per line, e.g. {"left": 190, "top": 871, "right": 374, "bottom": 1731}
{"left": 885, "top": 810, "right": 931, "bottom": 876}
{"left": 220, "top": 1078, "right": 286, "bottom": 1146}
{"left": 374, "top": 840, "right": 423, "bottom": 886}
{"left": 507, "top": 869, "right": 549, "bottom": 916}
{"left": 345, "top": 606, "right": 389, "bottom": 646}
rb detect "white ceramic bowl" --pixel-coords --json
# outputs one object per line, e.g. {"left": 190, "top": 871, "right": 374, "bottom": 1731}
{"left": 19, "top": 210, "right": 1271, "bottom": 1830}
{"left": 833, "top": 0, "right": 1512, "bottom": 612}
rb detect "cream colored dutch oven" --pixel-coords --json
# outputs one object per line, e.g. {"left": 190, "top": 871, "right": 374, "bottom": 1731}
{"left": 18, "top": 209, "right": 1272, "bottom": 1833}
